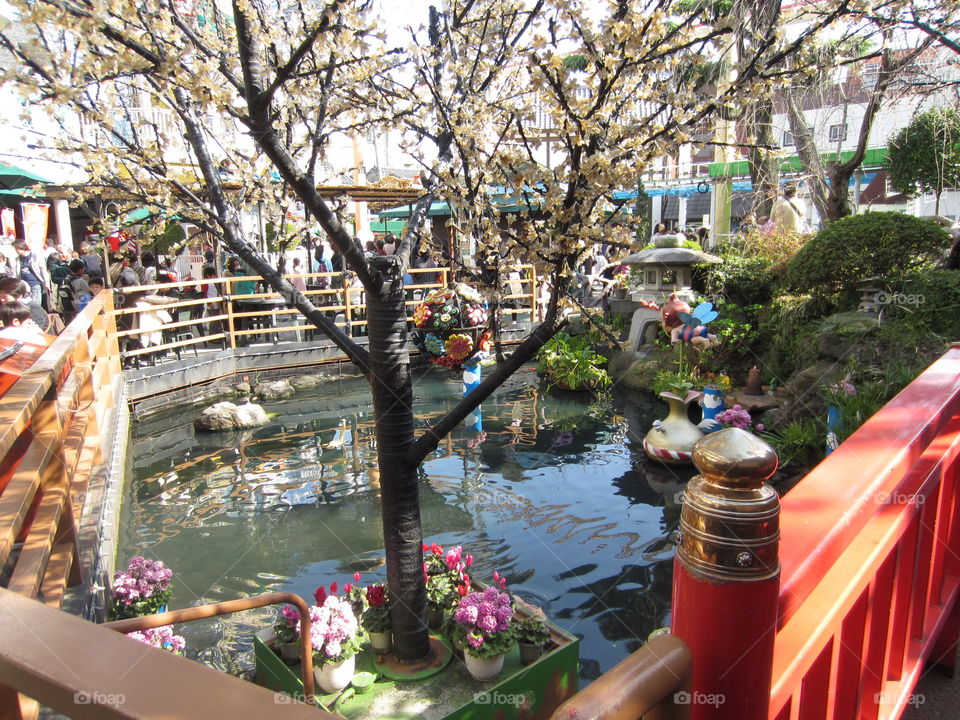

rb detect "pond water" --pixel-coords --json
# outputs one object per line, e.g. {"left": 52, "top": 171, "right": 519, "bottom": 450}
{"left": 120, "top": 365, "right": 695, "bottom": 684}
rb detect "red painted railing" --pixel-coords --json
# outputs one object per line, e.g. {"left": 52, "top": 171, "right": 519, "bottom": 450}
{"left": 672, "top": 345, "right": 960, "bottom": 720}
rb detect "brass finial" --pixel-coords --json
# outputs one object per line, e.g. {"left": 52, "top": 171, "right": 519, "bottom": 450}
{"left": 677, "top": 428, "right": 780, "bottom": 581}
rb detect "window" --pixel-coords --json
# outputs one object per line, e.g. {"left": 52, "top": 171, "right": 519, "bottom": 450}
{"left": 829, "top": 124, "right": 848, "bottom": 143}
{"left": 783, "top": 127, "right": 814, "bottom": 147}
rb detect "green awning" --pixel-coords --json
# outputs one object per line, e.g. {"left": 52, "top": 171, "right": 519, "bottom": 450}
{"left": 378, "top": 201, "right": 452, "bottom": 219}
{"left": 370, "top": 219, "right": 407, "bottom": 234}
{"left": 709, "top": 146, "right": 889, "bottom": 179}
{"left": 0, "top": 163, "right": 54, "bottom": 191}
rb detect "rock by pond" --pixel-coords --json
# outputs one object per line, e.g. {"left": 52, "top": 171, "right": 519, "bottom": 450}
{"left": 195, "top": 401, "right": 269, "bottom": 431}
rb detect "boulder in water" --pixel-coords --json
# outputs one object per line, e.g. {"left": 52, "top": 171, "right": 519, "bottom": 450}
{"left": 254, "top": 379, "right": 295, "bottom": 400}
{"left": 195, "top": 401, "right": 269, "bottom": 431}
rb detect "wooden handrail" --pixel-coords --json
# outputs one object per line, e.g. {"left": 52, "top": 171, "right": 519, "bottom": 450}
{"left": 103, "top": 592, "right": 316, "bottom": 701}
{"left": 0, "top": 587, "right": 333, "bottom": 719}
{"left": 551, "top": 635, "right": 691, "bottom": 720}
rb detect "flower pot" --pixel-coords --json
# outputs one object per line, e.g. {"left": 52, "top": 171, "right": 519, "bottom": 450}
{"left": 314, "top": 655, "right": 355, "bottom": 694}
{"left": 427, "top": 605, "right": 446, "bottom": 630}
{"left": 280, "top": 641, "right": 300, "bottom": 663}
{"left": 643, "top": 390, "right": 704, "bottom": 464}
{"left": 519, "top": 641, "right": 544, "bottom": 665}
{"left": 368, "top": 630, "right": 392, "bottom": 654}
{"left": 464, "top": 652, "right": 505, "bottom": 682}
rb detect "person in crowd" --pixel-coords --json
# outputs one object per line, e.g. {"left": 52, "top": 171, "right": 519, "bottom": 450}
{"left": 57, "top": 259, "right": 92, "bottom": 324}
{"left": 0, "top": 277, "right": 50, "bottom": 332}
{"left": 382, "top": 233, "right": 397, "bottom": 256}
{"left": 47, "top": 248, "right": 70, "bottom": 286}
{"left": 290, "top": 257, "right": 308, "bottom": 293}
{"left": 201, "top": 249, "right": 217, "bottom": 277}
{"left": 88, "top": 275, "right": 104, "bottom": 296}
{"left": 696, "top": 227, "right": 709, "bottom": 247}
{"left": 13, "top": 240, "right": 50, "bottom": 309}
{"left": 0, "top": 300, "right": 50, "bottom": 343}
{"left": 770, "top": 183, "right": 806, "bottom": 234}
{"left": 201, "top": 266, "right": 224, "bottom": 336}
{"left": 80, "top": 242, "right": 103, "bottom": 277}
{"left": 374, "top": 238, "right": 386, "bottom": 256}
{"left": 364, "top": 240, "right": 378, "bottom": 257}
{"left": 161, "top": 256, "right": 179, "bottom": 282}
{"left": 141, "top": 251, "right": 158, "bottom": 285}
{"left": 738, "top": 212, "right": 757, "bottom": 234}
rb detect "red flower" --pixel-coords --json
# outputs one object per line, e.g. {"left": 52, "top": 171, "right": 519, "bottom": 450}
{"left": 330, "top": 581, "right": 338, "bottom": 595}
{"left": 314, "top": 586, "right": 327, "bottom": 604}
{"left": 353, "top": 571, "right": 361, "bottom": 584}
{"left": 344, "top": 583, "right": 353, "bottom": 594}
{"left": 366, "top": 584, "right": 387, "bottom": 608}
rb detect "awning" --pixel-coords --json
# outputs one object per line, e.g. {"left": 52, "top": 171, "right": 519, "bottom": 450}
{"left": 0, "top": 163, "right": 54, "bottom": 191}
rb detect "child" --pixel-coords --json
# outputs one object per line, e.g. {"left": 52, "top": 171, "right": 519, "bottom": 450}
{"left": 0, "top": 301, "right": 50, "bottom": 343}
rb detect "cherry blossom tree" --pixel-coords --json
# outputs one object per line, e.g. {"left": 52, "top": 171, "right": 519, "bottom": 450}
{"left": 0, "top": 0, "right": 844, "bottom": 664}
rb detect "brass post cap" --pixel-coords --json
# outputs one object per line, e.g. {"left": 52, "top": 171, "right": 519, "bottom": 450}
{"left": 692, "top": 427, "right": 778, "bottom": 486}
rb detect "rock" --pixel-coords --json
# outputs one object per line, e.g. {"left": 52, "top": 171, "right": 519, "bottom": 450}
{"left": 254, "top": 379, "right": 295, "bottom": 400}
{"left": 784, "top": 361, "right": 845, "bottom": 403}
{"left": 618, "top": 359, "right": 662, "bottom": 390}
{"left": 289, "top": 373, "right": 326, "bottom": 389}
{"left": 817, "top": 311, "right": 881, "bottom": 360}
{"left": 234, "top": 382, "right": 251, "bottom": 395}
{"left": 195, "top": 401, "right": 269, "bottom": 431}
{"left": 608, "top": 350, "right": 643, "bottom": 381}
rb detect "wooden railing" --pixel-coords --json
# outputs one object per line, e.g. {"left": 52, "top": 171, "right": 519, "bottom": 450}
{"left": 0, "top": 292, "right": 122, "bottom": 719}
{"left": 671, "top": 345, "right": 960, "bottom": 719}
{"left": 109, "top": 265, "right": 539, "bottom": 363}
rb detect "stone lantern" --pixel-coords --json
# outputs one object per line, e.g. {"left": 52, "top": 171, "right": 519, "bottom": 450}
{"left": 619, "top": 246, "right": 723, "bottom": 306}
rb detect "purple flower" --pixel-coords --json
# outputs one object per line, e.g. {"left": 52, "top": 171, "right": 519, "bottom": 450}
{"left": 477, "top": 614, "right": 497, "bottom": 633}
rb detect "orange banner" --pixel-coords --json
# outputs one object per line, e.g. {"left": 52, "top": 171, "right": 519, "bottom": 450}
{"left": 1, "top": 208, "right": 14, "bottom": 238}
{"left": 21, "top": 203, "right": 49, "bottom": 255}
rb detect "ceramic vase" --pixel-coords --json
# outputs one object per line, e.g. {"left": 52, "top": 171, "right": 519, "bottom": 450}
{"left": 314, "top": 655, "right": 355, "bottom": 694}
{"left": 701, "top": 387, "right": 725, "bottom": 434}
{"left": 464, "top": 652, "right": 505, "bottom": 682}
{"left": 643, "top": 390, "right": 704, "bottom": 464}
{"left": 368, "top": 631, "right": 392, "bottom": 654}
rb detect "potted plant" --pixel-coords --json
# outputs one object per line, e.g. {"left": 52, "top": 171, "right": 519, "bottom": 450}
{"left": 423, "top": 543, "right": 472, "bottom": 628}
{"left": 109, "top": 556, "right": 173, "bottom": 620}
{"left": 361, "top": 584, "right": 392, "bottom": 654}
{"left": 452, "top": 586, "right": 515, "bottom": 682}
{"left": 274, "top": 605, "right": 301, "bottom": 662}
{"left": 515, "top": 613, "right": 551, "bottom": 665}
{"left": 305, "top": 594, "right": 362, "bottom": 694}
{"left": 125, "top": 625, "right": 186, "bottom": 655}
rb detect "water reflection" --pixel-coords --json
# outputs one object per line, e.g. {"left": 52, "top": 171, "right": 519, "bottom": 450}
{"left": 121, "top": 367, "right": 695, "bottom": 684}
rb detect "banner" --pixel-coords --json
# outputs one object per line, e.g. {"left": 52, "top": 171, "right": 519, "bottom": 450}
{"left": 1, "top": 208, "right": 14, "bottom": 239}
{"left": 21, "top": 202, "right": 49, "bottom": 255}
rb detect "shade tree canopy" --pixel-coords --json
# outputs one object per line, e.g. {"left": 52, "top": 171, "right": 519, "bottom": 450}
{"left": 0, "top": 0, "right": 848, "bottom": 665}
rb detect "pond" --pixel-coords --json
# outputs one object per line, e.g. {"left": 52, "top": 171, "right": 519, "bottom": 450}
{"left": 119, "top": 365, "right": 695, "bottom": 685}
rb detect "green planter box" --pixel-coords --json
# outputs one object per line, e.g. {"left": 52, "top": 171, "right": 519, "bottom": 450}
{"left": 254, "top": 621, "right": 579, "bottom": 720}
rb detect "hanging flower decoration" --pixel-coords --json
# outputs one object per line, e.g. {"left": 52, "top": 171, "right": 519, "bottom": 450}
{"left": 445, "top": 333, "right": 474, "bottom": 362}
{"left": 412, "top": 283, "right": 492, "bottom": 369}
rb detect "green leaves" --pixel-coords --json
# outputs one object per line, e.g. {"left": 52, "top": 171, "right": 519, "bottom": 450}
{"left": 887, "top": 107, "right": 960, "bottom": 202}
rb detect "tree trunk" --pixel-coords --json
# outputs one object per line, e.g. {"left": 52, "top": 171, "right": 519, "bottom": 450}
{"left": 365, "top": 257, "right": 430, "bottom": 663}
{"left": 825, "top": 164, "right": 854, "bottom": 221}
{"left": 745, "top": 97, "right": 779, "bottom": 218}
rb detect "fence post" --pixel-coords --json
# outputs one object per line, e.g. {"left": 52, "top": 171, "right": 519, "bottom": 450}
{"left": 671, "top": 427, "right": 780, "bottom": 719}
{"left": 224, "top": 278, "right": 237, "bottom": 350}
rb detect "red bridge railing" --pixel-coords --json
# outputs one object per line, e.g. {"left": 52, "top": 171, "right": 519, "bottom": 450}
{"left": 671, "top": 345, "right": 960, "bottom": 719}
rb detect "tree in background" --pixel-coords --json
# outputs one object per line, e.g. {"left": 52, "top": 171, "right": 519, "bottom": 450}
{"left": 887, "top": 107, "right": 960, "bottom": 216}
{"left": 0, "top": 0, "right": 845, "bottom": 666}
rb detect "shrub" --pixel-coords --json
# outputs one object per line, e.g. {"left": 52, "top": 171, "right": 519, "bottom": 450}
{"left": 705, "top": 253, "right": 778, "bottom": 306}
{"left": 885, "top": 269, "right": 960, "bottom": 341}
{"left": 786, "top": 212, "right": 950, "bottom": 295}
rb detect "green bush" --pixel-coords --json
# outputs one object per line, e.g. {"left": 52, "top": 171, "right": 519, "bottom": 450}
{"left": 786, "top": 212, "right": 950, "bottom": 295}
{"left": 886, "top": 269, "right": 960, "bottom": 341}
{"left": 757, "top": 294, "right": 836, "bottom": 384}
{"left": 704, "top": 254, "right": 778, "bottom": 306}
